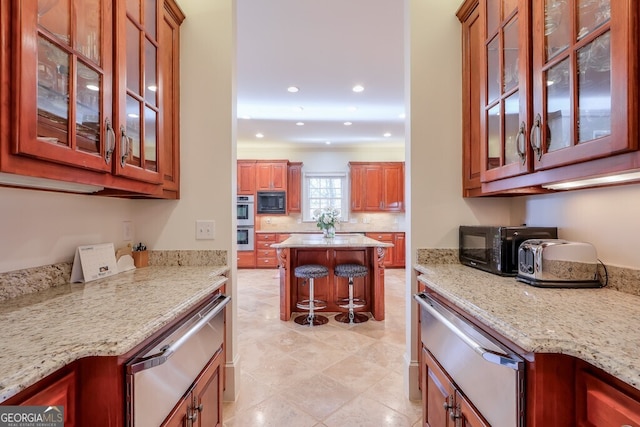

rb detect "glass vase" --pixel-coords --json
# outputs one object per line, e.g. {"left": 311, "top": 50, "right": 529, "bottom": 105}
{"left": 323, "top": 226, "right": 335, "bottom": 238}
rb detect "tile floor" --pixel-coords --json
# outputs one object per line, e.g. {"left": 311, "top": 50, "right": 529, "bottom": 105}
{"left": 223, "top": 268, "right": 422, "bottom": 427}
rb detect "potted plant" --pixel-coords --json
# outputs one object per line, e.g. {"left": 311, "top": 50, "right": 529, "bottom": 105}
{"left": 314, "top": 208, "right": 341, "bottom": 238}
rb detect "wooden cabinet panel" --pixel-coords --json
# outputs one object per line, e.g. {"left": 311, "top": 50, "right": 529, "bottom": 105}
{"left": 159, "top": 0, "right": 185, "bottom": 198}
{"left": 1, "top": 0, "right": 184, "bottom": 197}
{"left": 458, "top": 1, "right": 482, "bottom": 196}
{"left": 237, "top": 250, "right": 255, "bottom": 268}
{"left": 287, "top": 162, "right": 302, "bottom": 212}
{"left": 192, "top": 349, "right": 224, "bottom": 427}
{"left": 365, "top": 232, "right": 404, "bottom": 268}
{"left": 394, "top": 233, "right": 406, "bottom": 267}
{"left": 161, "top": 393, "right": 190, "bottom": 427}
{"left": 349, "top": 162, "right": 405, "bottom": 212}
{"left": 422, "top": 347, "right": 454, "bottom": 427}
{"left": 255, "top": 233, "right": 279, "bottom": 268}
{"left": 576, "top": 367, "right": 640, "bottom": 427}
{"left": 460, "top": 0, "right": 640, "bottom": 196}
{"left": 456, "top": 391, "right": 489, "bottom": 427}
{"left": 255, "top": 161, "right": 287, "bottom": 191}
{"left": 237, "top": 160, "right": 256, "bottom": 195}
{"left": 20, "top": 371, "right": 76, "bottom": 427}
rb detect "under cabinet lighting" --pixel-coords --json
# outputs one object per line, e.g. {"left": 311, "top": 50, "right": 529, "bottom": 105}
{"left": 256, "top": 133, "right": 264, "bottom": 138}
{"left": 0, "top": 172, "right": 104, "bottom": 193}
{"left": 287, "top": 86, "right": 299, "bottom": 93}
{"left": 542, "top": 171, "right": 640, "bottom": 190}
{"left": 352, "top": 85, "right": 364, "bottom": 93}
{"left": 296, "top": 122, "right": 304, "bottom": 126}
{"left": 344, "top": 122, "right": 352, "bottom": 126}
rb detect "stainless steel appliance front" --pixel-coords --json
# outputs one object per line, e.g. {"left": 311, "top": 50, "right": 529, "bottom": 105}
{"left": 126, "top": 294, "right": 230, "bottom": 427}
{"left": 237, "top": 195, "right": 254, "bottom": 227}
{"left": 237, "top": 226, "right": 254, "bottom": 251}
{"left": 414, "top": 292, "right": 524, "bottom": 426}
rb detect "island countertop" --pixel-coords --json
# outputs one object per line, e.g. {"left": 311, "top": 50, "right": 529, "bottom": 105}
{"left": 0, "top": 266, "right": 228, "bottom": 403}
{"left": 271, "top": 233, "right": 394, "bottom": 248}
{"left": 415, "top": 263, "right": 640, "bottom": 392}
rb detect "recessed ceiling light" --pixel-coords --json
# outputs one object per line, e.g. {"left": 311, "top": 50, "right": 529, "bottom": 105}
{"left": 86, "top": 84, "right": 100, "bottom": 91}
{"left": 384, "top": 132, "right": 391, "bottom": 137}
{"left": 352, "top": 85, "right": 364, "bottom": 93}
{"left": 325, "top": 141, "right": 331, "bottom": 145}
{"left": 296, "top": 122, "right": 304, "bottom": 126}
{"left": 344, "top": 122, "right": 352, "bottom": 126}
{"left": 256, "top": 133, "right": 264, "bottom": 138}
{"left": 287, "top": 86, "right": 299, "bottom": 93}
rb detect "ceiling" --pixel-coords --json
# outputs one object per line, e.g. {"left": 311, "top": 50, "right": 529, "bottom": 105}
{"left": 236, "top": 0, "right": 405, "bottom": 149}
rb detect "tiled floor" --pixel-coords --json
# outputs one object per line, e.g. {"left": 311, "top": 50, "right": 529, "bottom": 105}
{"left": 223, "top": 268, "right": 422, "bottom": 427}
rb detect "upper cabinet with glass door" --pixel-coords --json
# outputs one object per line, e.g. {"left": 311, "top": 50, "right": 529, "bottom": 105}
{"left": 14, "top": 0, "right": 115, "bottom": 172}
{"left": 114, "top": 0, "right": 163, "bottom": 184}
{"left": 480, "top": 0, "right": 531, "bottom": 182}
{"left": 531, "top": 0, "right": 638, "bottom": 170}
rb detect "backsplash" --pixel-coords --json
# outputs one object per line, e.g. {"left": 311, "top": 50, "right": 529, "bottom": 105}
{"left": 416, "top": 248, "right": 640, "bottom": 297}
{"left": 0, "top": 250, "right": 228, "bottom": 302}
{"left": 257, "top": 212, "right": 405, "bottom": 232}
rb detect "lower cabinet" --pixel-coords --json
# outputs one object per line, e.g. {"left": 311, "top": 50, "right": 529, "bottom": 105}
{"left": 237, "top": 250, "right": 255, "bottom": 268}
{"left": 575, "top": 362, "right": 640, "bottom": 427}
{"left": 256, "top": 233, "right": 278, "bottom": 268}
{"left": 421, "top": 347, "right": 489, "bottom": 427}
{"left": 365, "top": 232, "right": 405, "bottom": 268}
{"left": 162, "top": 348, "right": 224, "bottom": 427}
{"left": 17, "top": 370, "right": 76, "bottom": 427}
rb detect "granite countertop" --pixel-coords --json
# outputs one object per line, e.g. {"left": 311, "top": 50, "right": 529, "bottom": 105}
{"left": 271, "top": 233, "right": 394, "bottom": 248}
{"left": 0, "top": 266, "right": 228, "bottom": 402}
{"left": 255, "top": 229, "right": 405, "bottom": 234}
{"left": 415, "top": 263, "right": 640, "bottom": 391}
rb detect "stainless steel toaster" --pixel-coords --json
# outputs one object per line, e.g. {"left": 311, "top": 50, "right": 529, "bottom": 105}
{"left": 516, "top": 239, "right": 602, "bottom": 288}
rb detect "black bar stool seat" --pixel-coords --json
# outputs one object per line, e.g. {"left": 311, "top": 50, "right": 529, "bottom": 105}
{"left": 294, "top": 264, "right": 329, "bottom": 326}
{"left": 334, "top": 263, "right": 369, "bottom": 324}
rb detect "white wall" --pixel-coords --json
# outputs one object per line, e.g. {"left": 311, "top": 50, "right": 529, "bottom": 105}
{"left": 0, "top": 187, "right": 136, "bottom": 273}
{"left": 520, "top": 183, "right": 640, "bottom": 269}
{"left": 405, "top": 0, "right": 514, "bottom": 399}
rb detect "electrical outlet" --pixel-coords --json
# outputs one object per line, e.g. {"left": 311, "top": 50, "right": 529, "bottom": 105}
{"left": 122, "top": 221, "right": 134, "bottom": 241}
{"left": 196, "top": 220, "right": 215, "bottom": 240}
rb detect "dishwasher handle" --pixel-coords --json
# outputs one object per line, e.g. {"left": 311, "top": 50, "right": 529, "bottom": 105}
{"left": 129, "top": 294, "right": 230, "bottom": 373}
{"left": 414, "top": 293, "right": 522, "bottom": 370}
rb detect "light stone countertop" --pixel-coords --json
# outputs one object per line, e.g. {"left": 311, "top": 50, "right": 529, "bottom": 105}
{"left": 415, "top": 263, "right": 640, "bottom": 391}
{"left": 0, "top": 266, "right": 228, "bottom": 402}
{"left": 271, "top": 233, "right": 394, "bottom": 248}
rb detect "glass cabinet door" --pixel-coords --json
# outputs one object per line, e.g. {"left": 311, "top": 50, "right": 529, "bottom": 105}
{"left": 15, "top": 0, "right": 114, "bottom": 172}
{"left": 480, "top": 0, "right": 531, "bottom": 182}
{"left": 115, "top": 0, "right": 162, "bottom": 183}
{"left": 532, "top": 0, "right": 635, "bottom": 170}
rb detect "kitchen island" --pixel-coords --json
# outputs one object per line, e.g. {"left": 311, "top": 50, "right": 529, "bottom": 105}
{"left": 272, "top": 234, "right": 393, "bottom": 321}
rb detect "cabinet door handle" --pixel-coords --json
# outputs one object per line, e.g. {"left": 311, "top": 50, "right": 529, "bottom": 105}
{"left": 516, "top": 121, "right": 526, "bottom": 165}
{"left": 105, "top": 118, "right": 115, "bottom": 165}
{"left": 529, "top": 113, "right": 542, "bottom": 161}
{"left": 443, "top": 395, "right": 453, "bottom": 411}
{"left": 120, "top": 126, "right": 130, "bottom": 167}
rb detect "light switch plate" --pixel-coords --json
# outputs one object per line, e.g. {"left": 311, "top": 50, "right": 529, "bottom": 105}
{"left": 196, "top": 220, "right": 215, "bottom": 240}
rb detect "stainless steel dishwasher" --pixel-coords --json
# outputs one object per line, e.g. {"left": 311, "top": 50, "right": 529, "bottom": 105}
{"left": 126, "top": 293, "right": 230, "bottom": 427}
{"left": 414, "top": 292, "right": 525, "bottom": 427}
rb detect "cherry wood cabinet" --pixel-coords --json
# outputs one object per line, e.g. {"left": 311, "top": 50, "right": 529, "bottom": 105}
{"left": 575, "top": 361, "right": 640, "bottom": 427}
{"left": 421, "top": 347, "right": 489, "bottom": 427}
{"left": 16, "top": 370, "right": 76, "bottom": 427}
{"left": 158, "top": 0, "right": 184, "bottom": 198}
{"left": 255, "top": 233, "right": 278, "bottom": 268}
{"left": 458, "top": 0, "right": 483, "bottom": 197}
{"left": 162, "top": 348, "right": 224, "bottom": 427}
{"left": 0, "top": 0, "right": 183, "bottom": 197}
{"left": 287, "top": 162, "right": 302, "bottom": 213}
{"left": 255, "top": 160, "right": 287, "bottom": 191}
{"left": 460, "top": 0, "right": 640, "bottom": 196}
{"left": 349, "top": 162, "right": 405, "bottom": 212}
{"left": 237, "top": 250, "right": 255, "bottom": 268}
{"left": 237, "top": 160, "right": 256, "bottom": 195}
{"left": 365, "top": 232, "right": 405, "bottom": 268}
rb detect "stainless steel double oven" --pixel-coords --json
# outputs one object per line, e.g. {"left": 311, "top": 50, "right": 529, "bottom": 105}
{"left": 237, "top": 195, "right": 254, "bottom": 251}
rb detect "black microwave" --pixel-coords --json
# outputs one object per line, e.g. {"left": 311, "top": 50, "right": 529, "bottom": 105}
{"left": 256, "top": 191, "right": 286, "bottom": 214}
{"left": 459, "top": 225, "right": 558, "bottom": 276}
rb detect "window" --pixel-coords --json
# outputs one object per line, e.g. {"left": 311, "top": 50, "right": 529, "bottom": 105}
{"left": 303, "top": 172, "right": 349, "bottom": 221}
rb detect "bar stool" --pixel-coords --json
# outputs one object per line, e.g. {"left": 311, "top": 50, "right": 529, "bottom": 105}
{"left": 334, "top": 263, "right": 369, "bottom": 324}
{"left": 294, "top": 264, "right": 329, "bottom": 326}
